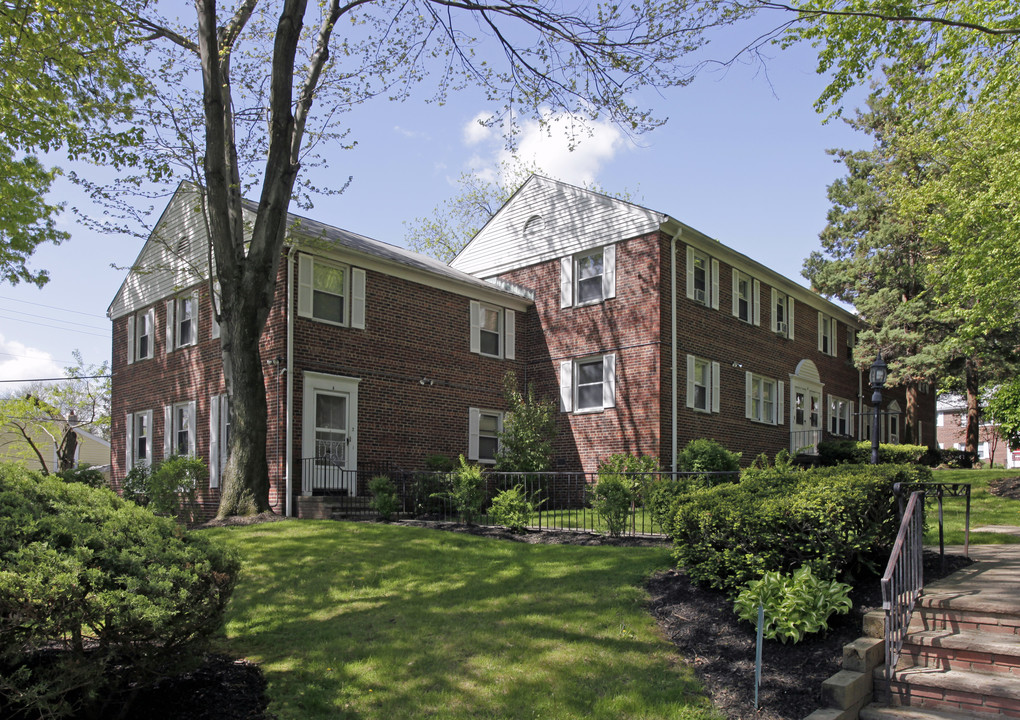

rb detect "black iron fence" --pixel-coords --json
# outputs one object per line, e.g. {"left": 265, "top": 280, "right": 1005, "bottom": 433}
{"left": 298, "top": 459, "right": 739, "bottom": 536}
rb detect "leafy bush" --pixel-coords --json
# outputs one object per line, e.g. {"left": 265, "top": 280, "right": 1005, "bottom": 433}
{"left": 448, "top": 455, "right": 485, "bottom": 524}
{"left": 589, "top": 473, "right": 633, "bottom": 537}
{"left": 733, "top": 566, "right": 852, "bottom": 644}
{"left": 368, "top": 474, "right": 400, "bottom": 521}
{"left": 122, "top": 455, "right": 207, "bottom": 523}
{"left": 925, "top": 448, "right": 973, "bottom": 469}
{"left": 410, "top": 472, "right": 447, "bottom": 517}
{"left": 669, "top": 463, "right": 929, "bottom": 596}
{"left": 676, "top": 438, "right": 741, "bottom": 482}
{"left": 54, "top": 464, "right": 108, "bottom": 488}
{"left": 424, "top": 454, "right": 455, "bottom": 472}
{"left": 643, "top": 477, "right": 704, "bottom": 536}
{"left": 495, "top": 371, "right": 557, "bottom": 472}
{"left": 0, "top": 464, "right": 239, "bottom": 719}
{"left": 488, "top": 485, "right": 540, "bottom": 532}
{"left": 817, "top": 440, "right": 928, "bottom": 466}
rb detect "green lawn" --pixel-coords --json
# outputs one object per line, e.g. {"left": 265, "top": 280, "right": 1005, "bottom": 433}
{"left": 925, "top": 467, "right": 1020, "bottom": 546}
{"left": 204, "top": 521, "right": 721, "bottom": 720}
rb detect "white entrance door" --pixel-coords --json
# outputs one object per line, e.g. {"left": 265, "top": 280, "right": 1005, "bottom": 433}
{"left": 791, "top": 382, "right": 823, "bottom": 455}
{"left": 303, "top": 373, "right": 359, "bottom": 495}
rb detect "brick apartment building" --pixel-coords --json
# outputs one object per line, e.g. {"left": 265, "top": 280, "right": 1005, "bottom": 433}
{"left": 108, "top": 176, "right": 935, "bottom": 518}
{"left": 936, "top": 395, "right": 1019, "bottom": 469}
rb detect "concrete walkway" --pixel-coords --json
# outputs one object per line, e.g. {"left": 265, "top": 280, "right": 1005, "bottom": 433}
{"left": 924, "top": 543, "right": 1020, "bottom": 615}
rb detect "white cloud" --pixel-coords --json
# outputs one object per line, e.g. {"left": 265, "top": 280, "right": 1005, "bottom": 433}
{"left": 462, "top": 112, "right": 496, "bottom": 146}
{"left": 0, "top": 334, "right": 65, "bottom": 393}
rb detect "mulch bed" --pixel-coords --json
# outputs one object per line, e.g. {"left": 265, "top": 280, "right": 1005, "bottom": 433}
{"left": 990, "top": 476, "right": 1020, "bottom": 500}
{"left": 114, "top": 517, "right": 971, "bottom": 720}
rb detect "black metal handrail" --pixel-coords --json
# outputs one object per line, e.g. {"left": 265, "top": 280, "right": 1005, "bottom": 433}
{"left": 894, "top": 481, "right": 972, "bottom": 567}
{"left": 881, "top": 490, "right": 925, "bottom": 681}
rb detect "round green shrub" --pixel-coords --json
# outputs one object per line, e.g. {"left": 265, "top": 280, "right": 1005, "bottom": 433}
{"left": 676, "top": 438, "right": 741, "bottom": 481}
{"left": 488, "top": 485, "right": 537, "bottom": 532}
{"left": 368, "top": 474, "right": 400, "bottom": 521}
{"left": 0, "top": 463, "right": 240, "bottom": 719}
{"left": 589, "top": 473, "right": 633, "bottom": 537}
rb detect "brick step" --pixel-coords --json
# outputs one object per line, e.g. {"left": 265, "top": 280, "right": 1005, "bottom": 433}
{"left": 913, "top": 590, "right": 1020, "bottom": 637}
{"left": 899, "top": 629, "right": 1020, "bottom": 675}
{"left": 861, "top": 701, "right": 997, "bottom": 720}
{"left": 874, "top": 665, "right": 1020, "bottom": 717}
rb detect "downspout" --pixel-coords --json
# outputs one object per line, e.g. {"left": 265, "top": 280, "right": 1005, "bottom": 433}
{"left": 670, "top": 228, "right": 683, "bottom": 474}
{"left": 285, "top": 246, "right": 296, "bottom": 517}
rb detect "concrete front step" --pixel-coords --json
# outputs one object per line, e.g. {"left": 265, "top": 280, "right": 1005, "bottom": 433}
{"left": 861, "top": 701, "right": 1000, "bottom": 720}
{"left": 874, "top": 665, "right": 1020, "bottom": 717}
{"left": 899, "top": 629, "right": 1020, "bottom": 675}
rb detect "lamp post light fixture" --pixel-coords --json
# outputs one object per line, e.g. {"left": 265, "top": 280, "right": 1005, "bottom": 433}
{"left": 869, "top": 353, "right": 887, "bottom": 465}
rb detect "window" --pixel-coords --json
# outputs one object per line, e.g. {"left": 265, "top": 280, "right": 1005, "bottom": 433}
{"left": 887, "top": 400, "right": 901, "bottom": 444}
{"left": 559, "top": 354, "right": 617, "bottom": 413}
{"left": 818, "top": 313, "right": 838, "bottom": 356}
{"left": 936, "top": 412, "right": 945, "bottom": 427}
{"left": 771, "top": 289, "right": 794, "bottom": 338}
{"left": 297, "top": 254, "right": 367, "bottom": 328}
{"left": 125, "top": 409, "right": 153, "bottom": 470}
{"left": 468, "top": 408, "right": 503, "bottom": 464}
{"left": 686, "top": 355, "right": 720, "bottom": 413}
{"left": 469, "top": 301, "right": 515, "bottom": 359}
{"left": 732, "top": 270, "right": 760, "bottom": 325}
{"left": 560, "top": 245, "right": 616, "bottom": 307}
{"left": 847, "top": 327, "right": 856, "bottom": 360}
{"left": 164, "top": 401, "right": 196, "bottom": 458}
{"left": 828, "top": 396, "right": 854, "bottom": 437}
{"left": 127, "top": 307, "right": 154, "bottom": 363}
{"left": 746, "top": 373, "right": 783, "bottom": 424}
{"left": 209, "top": 394, "right": 229, "bottom": 489}
{"left": 686, "top": 246, "right": 719, "bottom": 308}
{"left": 165, "top": 291, "right": 199, "bottom": 351}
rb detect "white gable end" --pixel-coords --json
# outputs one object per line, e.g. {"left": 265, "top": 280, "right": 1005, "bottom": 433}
{"left": 451, "top": 176, "right": 664, "bottom": 278}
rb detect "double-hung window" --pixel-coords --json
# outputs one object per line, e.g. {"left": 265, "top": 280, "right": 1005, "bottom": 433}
{"left": 686, "top": 246, "right": 719, "bottom": 309}
{"left": 164, "top": 401, "right": 196, "bottom": 458}
{"left": 470, "top": 301, "right": 515, "bottom": 359}
{"left": 771, "top": 289, "right": 794, "bottom": 338}
{"left": 732, "top": 270, "right": 760, "bottom": 325}
{"left": 125, "top": 409, "right": 153, "bottom": 470}
{"left": 818, "top": 313, "right": 838, "bottom": 356}
{"left": 468, "top": 408, "right": 503, "bottom": 464}
{"left": 127, "top": 307, "right": 155, "bottom": 363}
{"left": 559, "top": 354, "right": 617, "bottom": 413}
{"left": 297, "top": 254, "right": 367, "bottom": 328}
{"left": 686, "top": 355, "right": 720, "bottom": 413}
{"left": 745, "top": 373, "right": 783, "bottom": 424}
{"left": 828, "top": 395, "right": 854, "bottom": 437}
{"left": 846, "top": 327, "right": 856, "bottom": 361}
{"left": 560, "top": 245, "right": 616, "bottom": 307}
{"left": 166, "top": 291, "right": 199, "bottom": 351}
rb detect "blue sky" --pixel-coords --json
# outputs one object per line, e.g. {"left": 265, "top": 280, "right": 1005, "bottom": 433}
{"left": 0, "top": 16, "right": 869, "bottom": 387}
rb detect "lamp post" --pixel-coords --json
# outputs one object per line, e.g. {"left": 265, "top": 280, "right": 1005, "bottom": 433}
{"left": 869, "top": 353, "right": 887, "bottom": 465}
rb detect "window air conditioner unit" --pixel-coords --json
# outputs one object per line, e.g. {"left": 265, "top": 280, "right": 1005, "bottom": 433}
{"left": 694, "top": 288, "right": 706, "bottom": 304}
{"left": 776, "top": 321, "right": 788, "bottom": 335}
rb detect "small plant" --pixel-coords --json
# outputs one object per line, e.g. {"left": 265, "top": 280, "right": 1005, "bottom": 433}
{"left": 676, "top": 438, "right": 740, "bottom": 482}
{"left": 488, "top": 484, "right": 541, "bottom": 532}
{"left": 590, "top": 473, "right": 632, "bottom": 537}
{"left": 368, "top": 474, "right": 400, "bottom": 521}
{"left": 733, "top": 565, "right": 852, "bottom": 644}
{"left": 448, "top": 455, "right": 485, "bottom": 524}
{"left": 122, "top": 455, "right": 206, "bottom": 523}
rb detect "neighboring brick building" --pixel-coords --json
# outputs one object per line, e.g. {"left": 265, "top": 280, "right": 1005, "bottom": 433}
{"left": 936, "top": 395, "right": 1019, "bottom": 469}
{"left": 108, "top": 177, "right": 935, "bottom": 519}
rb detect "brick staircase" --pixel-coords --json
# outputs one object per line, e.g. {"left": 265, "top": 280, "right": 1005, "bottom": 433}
{"left": 807, "top": 547, "right": 1020, "bottom": 720}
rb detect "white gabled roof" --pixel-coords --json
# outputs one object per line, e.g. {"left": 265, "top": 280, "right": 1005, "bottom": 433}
{"left": 451, "top": 175, "right": 665, "bottom": 277}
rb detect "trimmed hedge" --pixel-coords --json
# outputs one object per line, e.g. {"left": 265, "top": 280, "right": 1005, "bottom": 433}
{"left": 816, "top": 440, "right": 929, "bottom": 466}
{"left": 666, "top": 463, "right": 931, "bottom": 597}
{"left": 0, "top": 464, "right": 240, "bottom": 719}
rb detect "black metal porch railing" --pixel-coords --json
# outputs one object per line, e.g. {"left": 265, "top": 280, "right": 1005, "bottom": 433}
{"left": 893, "top": 481, "right": 972, "bottom": 569}
{"left": 297, "top": 461, "right": 740, "bottom": 536}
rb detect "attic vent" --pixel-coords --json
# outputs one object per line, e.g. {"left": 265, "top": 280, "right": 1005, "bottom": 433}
{"left": 523, "top": 214, "right": 545, "bottom": 240}
{"left": 176, "top": 236, "right": 190, "bottom": 256}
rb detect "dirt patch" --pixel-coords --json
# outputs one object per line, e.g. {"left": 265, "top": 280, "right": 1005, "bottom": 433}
{"left": 990, "top": 476, "right": 1020, "bottom": 500}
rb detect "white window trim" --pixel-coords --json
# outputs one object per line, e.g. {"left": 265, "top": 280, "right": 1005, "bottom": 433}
{"left": 818, "top": 313, "right": 838, "bottom": 356}
{"left": 745, "top": 372, "right": 783, "bottom": 425}
{"left": 731, "top": 270, "right": 760, "bottom": 326}
{"left": 770, "top": 289, "right": 795, "bottom": 339}
{"left": 297, "top": 254, "right": 367, "bottom": 329}
{"left": 558, "top": 353, "right": 616, "bottom": 413}
{"left": 827, "top": 395, "right": 855, "bottom": 437}
{"left": 560, "top": 245, "right": 616, "bottom": 308}
{"left": 468, "top": 407, "right": 504, "bottom": 464}
{"left": 166, "top": 290, "right": 199, "bottom": 351}
{"left": 469, "top": 301, "right": 515, "bottom": 360}
{"left": 127, "top": 307, "right": 155, "bottom": 364}
{"left": 165, "top": 401, "right": 196, "bottom": 458}
{"left": 686, "top": 354, "right": 721, "bottom": 414}
{"left": 125, "top": 409, "right": 153, "bottom": 471}
{"left": 686, "top": 246, "right": 719, "bottom": 309}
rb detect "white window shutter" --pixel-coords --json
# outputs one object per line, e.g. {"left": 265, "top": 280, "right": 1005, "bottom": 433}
{"left": 711, "top": 259, "right": 720, "bottom": 310}
{"left": 166, "top": 299, "right": 175, "bottom": 353}
{"left": 603, "top": 353, "right": 616, "bottom": 409}
{"left": 191, "top": 290, "right": 200, "bottom": 345}
{"left": 745, "top": 372, "right": 753, "bottom": 419}
{"left": 778, "top": 381, "right": 785, "bottom": 424}
{"left": 788, "top": 298, "right": 795, "bottom": 340}
{"left": 126, "top": 412, "right": 134, "bottom": 471}
{"left": 351, "top": 267, "right": 366, "bottom": 329}
{"left": 850, "top": 402, "right": 856, "bottom": 438}
{"left": 818, "top": 312, "right": 824, "bottom": 352}
{"left": 127, "top": 315, "right": 136, "bottom": 364}
{"left": 209, "top": 397, "right": 220, "bottom": 489}
{"left": 188, "top": 401, "right": 197, "bottom": 457}
{"left": 560, "top": 256, "right": 573, "bottom": 308}
{"left": 469, "top": 301, "right": 481, "bottom": 354}
{"left": 753, "top": 280, "right": 761, "bottom": 326}
{"left": 559, "top": 361, "right": 573, "bottom": 412}
{"left": 468, "top": 408, "right": 480, "bottom": 461}
{"left": 825, "top": 394, "right": 831, "bottom": 430}
{"left": 504, "top": 309, "right": 515, "bottom": 360}
{"left": 686, "top": 354, "right": 695, "bottom": 409}
{"left": 731, "top": 269, "right": 739, "bottom": 317}
{"left": 711, "top": 361, "right": 721, "bottom": 413}
{"left": 770, "top": 288, "right": 778, "bottom": 332}
{"left": 297, "top": 254, "right": 313, "bottom": 318}
{"left": 145, "top": 308, "right": 155, "bottom": 357}
{"left": 211, "top": 283, "right": 221, "bottom": 339}
{"left": 686, "top": 246, "right": 695, "bottom": 299}
{"left": 603, "top": 244, "right": 616, "bottom": 300}
{"left": 164, "top": 405, "right": 172, "bottom": 458}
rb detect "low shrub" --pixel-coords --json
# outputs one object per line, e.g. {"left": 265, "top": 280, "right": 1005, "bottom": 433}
{"left": 733, "top": 565, "right": 852, "bottom": 644}
{"left": 424, "top": 454, "right": 455, "bottom": 472}
{"left": 54, "top": 464, "right": 108, "bottom": 488}
{"left": 410, "top": 472, "right": 447, "bottom": 517}
{"left": 448, "top": 455, "right": 485, "bottom": 524}
{"left": 589, "top": 473, "right": 632, "bottom": 537}
{"left": 0, "top": 463, "right": 239, "bottom": 719}
{"left": 676, "top": 438, "right": 741, "bottom": 482}
{"left": 817, "top": 440, "right": 928, "bottom": 466}
{"left": 643, "top": 476, "right": 702, "bottom": 536}
{"left": 488, "top": 485, "right": 540, "bottom": 532}
{"left": 368, "top": 475, "right": 400, "bottom": 521}
{"left": 122, "top": 455, "right": 207, "bottom": 523}
{"left": 669, "top": 463, "right": 930, "bottom": 596}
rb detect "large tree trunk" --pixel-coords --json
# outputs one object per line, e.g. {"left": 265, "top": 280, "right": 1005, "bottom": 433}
{"left": 57, "top": 427, "right": 78, "bottom": 472}
{"left": 965, "top": 358, "right": 980, "bottom": 463}
{"left": 904, "top": 383, "right": 919, "bottom": 445}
